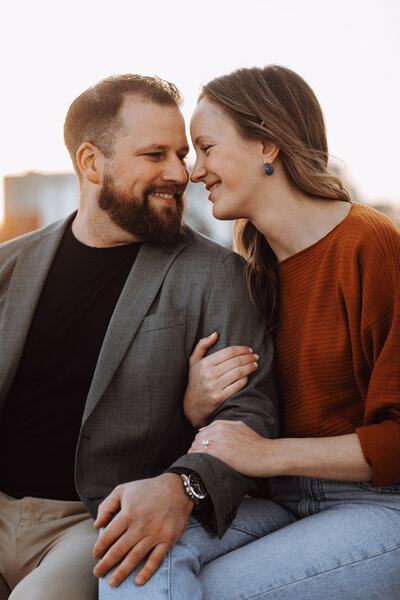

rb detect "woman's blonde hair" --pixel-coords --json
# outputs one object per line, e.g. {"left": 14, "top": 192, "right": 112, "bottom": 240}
{"left": 201, "top": 65, "right": 350, "bottom": 329}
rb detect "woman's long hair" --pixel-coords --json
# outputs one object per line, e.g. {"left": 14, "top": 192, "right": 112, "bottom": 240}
{"left": 201, "top": 65, "right": 351, "bottom": 330}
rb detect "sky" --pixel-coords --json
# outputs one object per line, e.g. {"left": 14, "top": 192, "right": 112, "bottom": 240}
{"left": 1, "top": 0, "right": 399, "bottom": 223}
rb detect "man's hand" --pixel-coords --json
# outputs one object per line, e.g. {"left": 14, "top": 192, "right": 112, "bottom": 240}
{"left": 92, "top": 473, "right": 193, "bottom": 587}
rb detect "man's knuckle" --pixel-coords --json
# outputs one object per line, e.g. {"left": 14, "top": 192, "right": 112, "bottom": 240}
{"left": 140, "top": 565, "right": 155, "bottom": 580}
{"left": 100, "top": 530, "right": 113, "bottom": 547}
{"left": 115, "top": 539, "right": 132, "bottom": 557}
{"left": 115, "top": 563, "right": 131, "bottom": 579}
{"left": 128, "top": 548, "right": 144, "bottom": 563}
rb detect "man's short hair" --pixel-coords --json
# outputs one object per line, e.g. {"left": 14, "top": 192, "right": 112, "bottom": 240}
{"left": 64, "top": 74, "right": 183, "bottom": 175}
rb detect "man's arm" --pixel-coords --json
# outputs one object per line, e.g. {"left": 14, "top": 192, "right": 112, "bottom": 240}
{"left": 92, "top": 253, "right": 278, "bottom": 587}
{"left": 168, "top": 252, "right": 278, "bottom": 537}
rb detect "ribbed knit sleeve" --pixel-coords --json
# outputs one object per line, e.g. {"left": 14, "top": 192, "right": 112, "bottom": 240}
{"left": 354, "top": 216, "right": 400, "bottom": 486}
{"left": 276, "top": 202, "right": 400, "bottom": 486}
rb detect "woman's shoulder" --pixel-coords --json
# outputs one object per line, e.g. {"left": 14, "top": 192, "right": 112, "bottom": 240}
{"left": 346, "top": 202, "right": 400, "bottom": 246}
{"left": 336, "top": 203, "right": 400, "bottom": 272}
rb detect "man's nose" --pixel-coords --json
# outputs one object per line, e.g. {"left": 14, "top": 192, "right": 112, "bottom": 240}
{"left": 162, "top": 157, "right": 189, "bottom": 184}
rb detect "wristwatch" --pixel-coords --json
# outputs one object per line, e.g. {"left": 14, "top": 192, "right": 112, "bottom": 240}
{"left": 180, "top": 472, "right": 208, "bottom": 506}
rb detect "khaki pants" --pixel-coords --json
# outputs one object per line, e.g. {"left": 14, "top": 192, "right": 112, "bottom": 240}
{"left": 0, "top": 491, "right": 98, "bottom": 599}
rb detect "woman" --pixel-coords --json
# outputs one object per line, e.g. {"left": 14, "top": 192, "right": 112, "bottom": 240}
{"left": 184, "top": 65, "right": 400, "bottom": 598}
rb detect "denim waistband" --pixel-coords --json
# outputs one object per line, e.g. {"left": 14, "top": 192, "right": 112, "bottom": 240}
{"left": 268, "top": 476, "right": 400, "bottom": 519}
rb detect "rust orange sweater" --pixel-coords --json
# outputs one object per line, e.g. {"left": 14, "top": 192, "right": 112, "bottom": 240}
{"left": 275, "top": 202, "right": 400, "bottom": 486}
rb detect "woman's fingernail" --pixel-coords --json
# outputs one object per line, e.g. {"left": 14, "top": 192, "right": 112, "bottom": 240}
{"left": 248, "top": 347, "right": 253, "bottom": 352}
{"left": 254, "top": 354, "right": 259, "bottom": 360}
{"left": 109, "top": 578, "right": 117, "bottom": 587}
{"left": 254, "top": 362, "right": 258, "bottom": 367}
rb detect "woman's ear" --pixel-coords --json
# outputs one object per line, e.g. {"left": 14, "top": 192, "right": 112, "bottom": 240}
{"left": 76, "top": 142, "right": 103, "bottom": 184}
{"left": 261, "top": 141, "right": 280, "bottom": 164}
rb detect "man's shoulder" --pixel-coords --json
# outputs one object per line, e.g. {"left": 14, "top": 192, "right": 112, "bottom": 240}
{"left": 181, "top": 224, "right": 245, "bottom": 267}
{"left": 0, "top": 215, "right": 72, "bottom": 259}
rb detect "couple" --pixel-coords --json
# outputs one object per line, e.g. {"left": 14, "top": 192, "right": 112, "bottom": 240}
{"left": 0, "top": 66, "right": 399, "bottom": 600}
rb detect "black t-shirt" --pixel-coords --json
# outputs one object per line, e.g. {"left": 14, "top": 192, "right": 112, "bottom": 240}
{"left": 0, "top": 223, "right": 140, "bottom": 500}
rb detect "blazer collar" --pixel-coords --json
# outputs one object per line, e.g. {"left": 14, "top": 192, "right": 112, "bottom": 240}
{"left": 81, "top": 235, "right": 186, "bottom": 424}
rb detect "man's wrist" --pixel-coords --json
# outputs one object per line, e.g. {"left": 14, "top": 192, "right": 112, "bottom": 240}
{"left": 162, "top": 472, "right": 194, "bottom": 512}
{"left": 180, "top": 472, "right": 208, "bottom": 506}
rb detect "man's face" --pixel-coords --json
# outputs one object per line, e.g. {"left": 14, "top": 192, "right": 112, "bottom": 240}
{"left": 98, "top": 97, "right": 190, "bottom": 244}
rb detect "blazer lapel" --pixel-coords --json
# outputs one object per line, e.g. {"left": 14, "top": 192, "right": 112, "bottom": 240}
{"left": 82, "top": 237, "right": 186, "bottom": 423}
{"left": 0, "top": 218, "right": 71, "bottom": 407}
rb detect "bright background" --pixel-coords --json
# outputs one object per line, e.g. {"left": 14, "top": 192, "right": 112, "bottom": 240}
{"left": 1, "top": 0, "right": 399, "bottom": 222}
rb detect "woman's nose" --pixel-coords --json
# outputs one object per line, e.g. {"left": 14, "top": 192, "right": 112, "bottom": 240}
{"left": 190, "top": 160, "right": 206, "bottom": 183}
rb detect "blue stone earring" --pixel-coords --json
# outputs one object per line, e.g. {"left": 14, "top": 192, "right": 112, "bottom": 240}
{"left": 264, "top": 162, "right": 274, "bottom": 176}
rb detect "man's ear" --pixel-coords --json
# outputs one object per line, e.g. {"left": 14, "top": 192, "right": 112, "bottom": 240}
{"left": 76, "top": 142, "right": 103, "bottom": 184}
{"left": 261, "top": 141, "right": 280, "bottom": 163}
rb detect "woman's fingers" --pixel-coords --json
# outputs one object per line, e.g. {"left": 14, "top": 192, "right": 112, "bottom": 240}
{"left": 206, "top": 345, "right": 255, "bottom": 366}
{"left": 218, "top": 362, "right": 258, "bottom": 390}
{"left": 189, "top": 332, "right": 218, "bottom": 366}
{"left": 219, "top": 376, "right": 249, "bottom": 401}
{"left": 214, "top": 352, "right": 258, "bottom": 379}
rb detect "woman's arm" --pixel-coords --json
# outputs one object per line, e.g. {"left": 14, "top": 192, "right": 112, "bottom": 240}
{"left": 190, "top": 420, "right": 373, "bottom": 482}
{"left": 183, "top": 333, "right": 259, "bottom": 428}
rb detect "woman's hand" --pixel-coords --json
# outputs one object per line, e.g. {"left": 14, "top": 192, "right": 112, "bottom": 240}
{"left": 183, "top": 332, "right": 259, "bottom": 428}
{"left": 189, "top": 420, "right": 272, "bottom": 477}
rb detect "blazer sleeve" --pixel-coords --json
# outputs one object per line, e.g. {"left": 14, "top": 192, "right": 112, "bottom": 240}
{"left": 167, "top": 252, "right": 278, "bottom": 537}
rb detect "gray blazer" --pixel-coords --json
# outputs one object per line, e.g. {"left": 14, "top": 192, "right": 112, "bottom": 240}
{"left": 0, "top": 214, "right": 278, "bottom": 537}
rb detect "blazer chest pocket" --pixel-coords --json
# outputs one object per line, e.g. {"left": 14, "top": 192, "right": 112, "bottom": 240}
{"left": 138, "top": 308, "right": 186, "bottom": 333}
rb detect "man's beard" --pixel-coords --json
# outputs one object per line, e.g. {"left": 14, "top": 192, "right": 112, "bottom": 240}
{"left": 97, "top": 173, "right": 186, "bottom": 245}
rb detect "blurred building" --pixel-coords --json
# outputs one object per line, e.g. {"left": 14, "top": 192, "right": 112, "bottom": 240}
{"left": 0, "top": 169, "right": 233, "bottom": 247}
{"left": 1, "top": 172, "right": 79, "bottom": 243}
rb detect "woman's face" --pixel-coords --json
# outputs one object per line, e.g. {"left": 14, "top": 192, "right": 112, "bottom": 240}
{"left": 190, "top": 97, "right": 266, "bottom": 221}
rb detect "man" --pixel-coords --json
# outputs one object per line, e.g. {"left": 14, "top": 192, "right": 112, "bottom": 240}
{"left": 0, "top": 75, "right": 277, "bottom": 599}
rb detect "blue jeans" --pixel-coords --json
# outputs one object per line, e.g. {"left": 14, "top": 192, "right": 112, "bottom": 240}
{"left": 201, "top": 477, "right": 400, "bottom": 599}
{"left": 99, "top": 478, "right": 400, "bottom": 599}
{"left": 99, "top": 498, "right": 291, "bottom": 599}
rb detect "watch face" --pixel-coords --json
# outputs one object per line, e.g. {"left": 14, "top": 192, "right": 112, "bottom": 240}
{"left": 189, "top": 472, "right": 208, "bottom": 499}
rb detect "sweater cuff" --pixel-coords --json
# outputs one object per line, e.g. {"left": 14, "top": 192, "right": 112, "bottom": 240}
{"left": 355, "top": 420, "right": 400, "bottom": 486}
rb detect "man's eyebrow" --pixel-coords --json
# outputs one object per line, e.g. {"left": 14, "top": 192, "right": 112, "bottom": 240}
{"left": 136, "top": 144, "right": 189, "bottom": 154}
